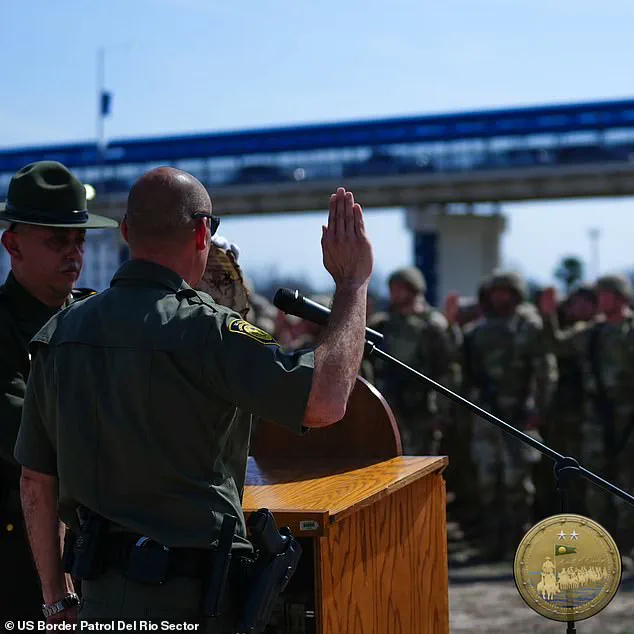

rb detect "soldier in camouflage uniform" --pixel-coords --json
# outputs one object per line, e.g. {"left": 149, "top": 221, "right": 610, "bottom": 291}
{"left": 532, "top": 285, "right": 597, "bottom": 519}
{"left": 370, "top": 267, "right": 459, "bottom": 456}
{"left": 541, "top": 275, "right": 634, "bottom": 561}
{"left": 548, "top": 285, "right": 597, "bottom": 458}
{"left": 463, "top": 271, "right": 557, "bottom": 560}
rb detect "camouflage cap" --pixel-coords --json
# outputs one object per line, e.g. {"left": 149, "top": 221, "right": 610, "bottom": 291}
{"left": 388, "top": 266, "right": 426, "bottom": 294}
{"left": 488, "top": 270, "right": 527, "bottom": 301}
{"left": 596, "top": 274, "right": 633, "bottom": 300}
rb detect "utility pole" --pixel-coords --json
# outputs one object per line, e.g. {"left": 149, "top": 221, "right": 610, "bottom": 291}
{"left": 96, "top": 47, "right": 107, "bottom": 194}
{"left": 588, "top": 228, "right": 601, "bottom": 279}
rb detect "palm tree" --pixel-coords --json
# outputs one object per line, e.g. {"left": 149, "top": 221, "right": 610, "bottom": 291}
{"left": 554, "top": 256, "right": 585, "bottom": 293}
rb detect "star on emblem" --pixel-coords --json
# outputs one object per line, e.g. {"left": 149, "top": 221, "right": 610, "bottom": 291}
{"left": 570, "top": 530, "right": 579, "bottom": 540}
{"left": 558, "top": 529, "right": 567, "bottom": 540}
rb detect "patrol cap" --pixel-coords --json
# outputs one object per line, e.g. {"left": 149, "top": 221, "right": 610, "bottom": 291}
{"left": 596, "top": 274, "right": 633, "bottom": 301}
{"left": 0, "top": 161, "right": 118, "bottom": 229}
{"left": 388, "top": 267, "right": 426, "bottom": 294}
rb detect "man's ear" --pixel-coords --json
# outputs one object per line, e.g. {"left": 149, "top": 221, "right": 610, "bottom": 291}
{"left": 194, "top": 220, "right": 208, "bottom": 251}
{"left": 120, "top": 216, "right": 129, "bottom": 244}
{"left": 1, "top": 230, "right": 22, "bottom": 260}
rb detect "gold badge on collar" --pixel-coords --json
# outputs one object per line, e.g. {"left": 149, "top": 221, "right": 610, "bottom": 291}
{"left": 514, "top": 514, "right": 622, "bottom": 623}
{"left": 228, "top": 319, "right": 277, "bottom": 345}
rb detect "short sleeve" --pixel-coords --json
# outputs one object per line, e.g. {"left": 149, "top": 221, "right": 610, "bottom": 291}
{"left": 14, "top": 348, "right": 57, "bottom": 476}
{"left": 204, "top": 314, "right": 314, "bottom": 434}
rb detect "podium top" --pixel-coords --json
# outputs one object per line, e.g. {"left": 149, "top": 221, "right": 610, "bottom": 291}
{"left": 243, "top": 456, "right": 447, "bottom": 535}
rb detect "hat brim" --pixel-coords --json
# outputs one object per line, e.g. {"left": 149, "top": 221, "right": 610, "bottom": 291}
{"left": 0, "top": 203, "right": 119, "bottom": 229}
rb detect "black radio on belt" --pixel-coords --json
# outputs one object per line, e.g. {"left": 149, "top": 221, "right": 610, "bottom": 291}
{"left": 126, "top": 536, "right": 171, "bottom": 585}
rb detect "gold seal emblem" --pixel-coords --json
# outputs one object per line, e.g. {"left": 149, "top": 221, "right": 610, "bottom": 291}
{"left": 514, "top": 514, "right": 622, "bottom": 622}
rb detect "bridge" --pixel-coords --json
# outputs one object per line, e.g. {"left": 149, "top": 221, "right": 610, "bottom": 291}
{"left": 2, "top": 97, "right": 634, "bottom": 301}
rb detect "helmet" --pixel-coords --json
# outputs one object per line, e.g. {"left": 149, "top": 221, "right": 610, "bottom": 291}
{"left": 488, "top": 270, "right": 526, "bottom": 302}
{"left": 566, "top": 282, "right": 597, "bottom": 304}
{"left": 596, "top": 274, "right": 633, "bottom": 301}
{"left": 388, "top": 267, "right": 426, "bottom": 295}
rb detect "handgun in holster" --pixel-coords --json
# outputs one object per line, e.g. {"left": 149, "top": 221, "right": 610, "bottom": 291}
{"left": 236, "top": 508, "right": 303, "bottom": 634}
{"left": 69, "top": 506, "right": 109, "bottom": 580}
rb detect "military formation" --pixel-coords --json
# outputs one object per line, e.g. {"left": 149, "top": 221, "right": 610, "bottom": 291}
{"left": 273, "top": 267, "right": 634, "bottom": 566}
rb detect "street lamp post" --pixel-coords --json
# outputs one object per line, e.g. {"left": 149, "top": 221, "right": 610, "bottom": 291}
{"left": 588, "top": 228, "right": 601, "bottom": 279}
{"left": 96, "top": 47, "right": 106, "bottom": 193}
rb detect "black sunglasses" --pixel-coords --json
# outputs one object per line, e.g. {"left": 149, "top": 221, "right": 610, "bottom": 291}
{"left": 192, "top": 212, "right": 220, "bottom": 236}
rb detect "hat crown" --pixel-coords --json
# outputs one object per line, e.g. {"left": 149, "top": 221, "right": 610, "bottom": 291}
{"left": 8, "top": 161, "right": 87, "bottom": 215}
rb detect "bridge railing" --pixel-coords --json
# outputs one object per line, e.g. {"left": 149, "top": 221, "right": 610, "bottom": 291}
{"left": 2, "top": 137, "right": 634, "bottom": 198}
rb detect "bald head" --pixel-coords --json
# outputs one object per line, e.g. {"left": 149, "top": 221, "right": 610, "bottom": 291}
{"left": 125, "top": 167, "right": 212, "bottom": 248}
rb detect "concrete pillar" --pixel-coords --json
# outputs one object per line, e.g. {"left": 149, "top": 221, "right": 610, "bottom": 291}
{"left": 406, "top": 204, "right": 506, "bottom": 305}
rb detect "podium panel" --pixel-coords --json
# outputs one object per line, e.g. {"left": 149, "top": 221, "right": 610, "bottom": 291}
{"left": 243, "top": 456, "right": 449, "bottom": 634}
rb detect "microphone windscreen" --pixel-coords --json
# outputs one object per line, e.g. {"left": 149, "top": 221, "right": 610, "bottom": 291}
{"left": 273, "top": 288, "right": 298, "bottom": 313}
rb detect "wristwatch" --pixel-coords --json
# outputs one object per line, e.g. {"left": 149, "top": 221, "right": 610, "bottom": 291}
{"left": 42, "top": 593, "right": 80, "bottom": 618}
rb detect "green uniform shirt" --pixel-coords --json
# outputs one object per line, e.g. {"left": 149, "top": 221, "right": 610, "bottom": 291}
{"left": 0, "top": 273, "right": 69, "bottom": 489}
{"left": 14, "top": 260, "right": 314, "bottom": 551}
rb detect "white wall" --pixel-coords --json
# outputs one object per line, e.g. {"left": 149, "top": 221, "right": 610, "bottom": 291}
{"left": 407, "top": 206, "right": 506, "bottom": 300}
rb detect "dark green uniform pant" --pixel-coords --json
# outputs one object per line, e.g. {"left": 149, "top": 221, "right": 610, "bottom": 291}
{"left": 0, "top": 491, "right": 43, "bottom": 619}
{"left": 80, "top": 568, "right": 237, "bottom": 633}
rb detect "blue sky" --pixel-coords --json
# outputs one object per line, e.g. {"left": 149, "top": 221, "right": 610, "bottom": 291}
{"left": 2, "top": 0, "right": 634, "bottom": 293}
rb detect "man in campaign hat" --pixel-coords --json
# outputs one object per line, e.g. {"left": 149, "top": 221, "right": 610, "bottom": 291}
{"left": 0, "top": 161, "right": 118, "bottom": 618}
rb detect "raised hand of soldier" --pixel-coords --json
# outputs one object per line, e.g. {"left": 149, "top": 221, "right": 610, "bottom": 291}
{"left": 443, "top": 292, "right": 461, "bottom": 325}
{"left": 539, "top": 287, "right": 558, "bottom": 317}
{"left": 321, "top": 188, "right": 373, "bottom": 288}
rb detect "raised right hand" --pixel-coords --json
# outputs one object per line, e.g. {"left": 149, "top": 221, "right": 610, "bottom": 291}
{"left": 539, "top": 287, "right": 558, "bottom": 317}
{"left": 321, "top": 188, "right": 373, "bottom": 288}
{"left": 443, "top": 292, "right": 461, "bottom": 325}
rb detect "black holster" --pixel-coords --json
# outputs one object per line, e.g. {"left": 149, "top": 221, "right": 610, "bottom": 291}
{"left": 235, "top": 508, "right": 303, "bottom": 634}
{"left": 66, "top": 506, "right": 109, "bottom": 581}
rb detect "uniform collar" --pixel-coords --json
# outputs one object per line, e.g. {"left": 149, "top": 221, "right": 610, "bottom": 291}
{"left": 0, "top": 271, "right": 61, "bottom": 322}
{"left": 111, "top": 259, "right": 191, "bottom": 294}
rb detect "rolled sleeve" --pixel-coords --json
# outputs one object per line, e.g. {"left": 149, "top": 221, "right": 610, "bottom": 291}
{"left": 205, "top": 314, "right": 315, "bottom": 433}
{"left": 14, "top": 351, "right": 57, "bottom": 476}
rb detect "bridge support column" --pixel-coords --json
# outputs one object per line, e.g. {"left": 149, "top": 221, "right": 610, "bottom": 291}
{"left": 406, "top": 204, "right": 506, "bottom": 306}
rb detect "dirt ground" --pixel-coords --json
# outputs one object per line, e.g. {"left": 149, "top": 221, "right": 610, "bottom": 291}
{"left": 449, "top": 568, "right": 634, "bottom": 633}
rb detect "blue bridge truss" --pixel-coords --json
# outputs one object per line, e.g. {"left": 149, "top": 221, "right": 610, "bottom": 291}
{"left": 2, "top": 97, "right": 634, "bottom": 195}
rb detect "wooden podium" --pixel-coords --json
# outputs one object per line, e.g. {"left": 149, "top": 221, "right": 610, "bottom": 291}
{"left": 243, "top": 378, "right": 449, "bottom": 634}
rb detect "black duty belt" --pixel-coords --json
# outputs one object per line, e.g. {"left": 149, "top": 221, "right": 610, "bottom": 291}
{"left": 105, "top": 533, "right": 212, "bottom": 579}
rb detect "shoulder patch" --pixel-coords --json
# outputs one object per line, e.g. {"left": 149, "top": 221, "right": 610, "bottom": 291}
{"left": 71, "top": 287, "right": 97, "bottom": 301}
{"left": 227, "top": 318, "right": 278, "bottom": 345}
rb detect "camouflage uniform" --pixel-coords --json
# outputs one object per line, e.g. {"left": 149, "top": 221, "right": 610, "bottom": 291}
{"left": 371, "top": 268, "right": 460, "bottom": 456}
{"left": 548, "top": 276, "right": 634, "bottom": 554}
{"left": 463, "top": 272, "right": 557, "bottom": 558}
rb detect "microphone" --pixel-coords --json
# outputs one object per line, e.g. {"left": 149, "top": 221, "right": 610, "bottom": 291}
{"left": 273, "top": 288, "right": 384, "bottom": 345}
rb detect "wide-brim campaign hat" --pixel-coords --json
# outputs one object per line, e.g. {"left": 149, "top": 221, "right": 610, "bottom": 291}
{"left": 0, "top": 161, "right": 119, "bottom": 229}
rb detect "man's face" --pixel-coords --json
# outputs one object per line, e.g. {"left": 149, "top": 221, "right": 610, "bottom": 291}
{"left": 566, "top": 294, "right": 597, "bottom": 323}
{"left": 1, "top": 225, "right": 85, "bottom": 299}
{"left": 597, "top": 289, "right": 623, "bottom": 316}
{"left": 389, "top": 280, "right": 416, "bottom": 310}
{"left": 489, "top": 286, "right": 516, "bottom": 313}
